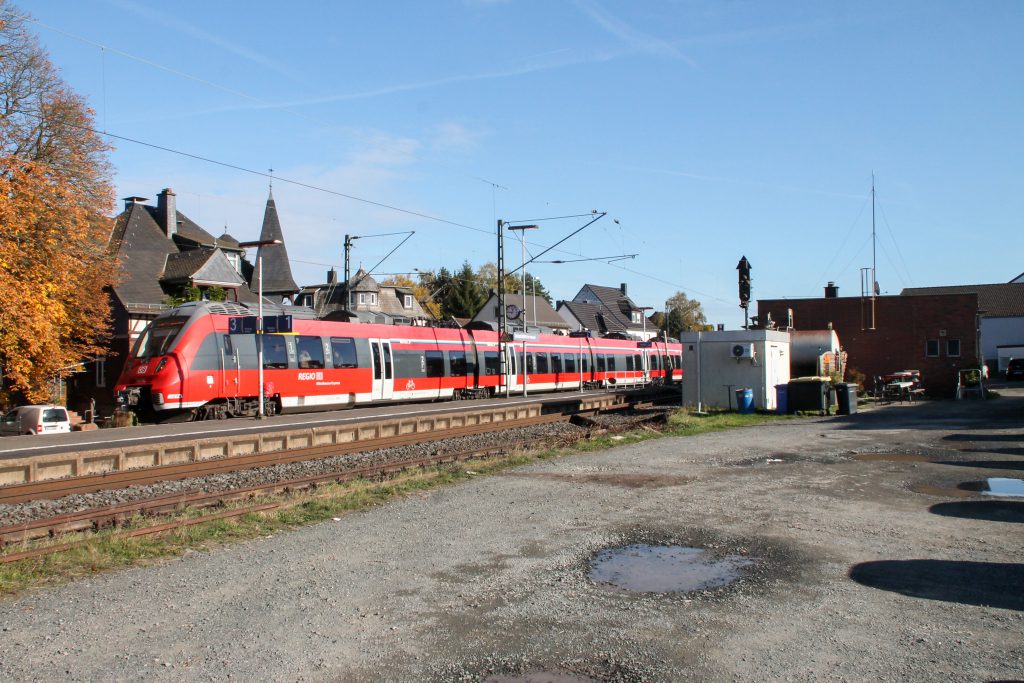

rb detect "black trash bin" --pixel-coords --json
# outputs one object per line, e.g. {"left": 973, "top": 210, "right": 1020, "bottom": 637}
{"left": 836, "top": 383, "right": 858, "bottom": 415}
{"left": 787, "top": 378, "right": 830, "bottom": 415}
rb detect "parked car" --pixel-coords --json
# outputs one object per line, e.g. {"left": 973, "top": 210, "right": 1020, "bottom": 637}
{"left": 1007, "top": 358, "right": 1024, "bottom": 380}
{"left": 0, "top": 405, "right": 72, "bottom": 436}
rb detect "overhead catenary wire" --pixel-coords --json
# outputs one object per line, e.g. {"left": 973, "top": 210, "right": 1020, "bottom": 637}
{"left": 19, "top": 17, "right": 727, "bottom": 309}
{"left": 875, "top": 196, "right": 915, "bottom": 288}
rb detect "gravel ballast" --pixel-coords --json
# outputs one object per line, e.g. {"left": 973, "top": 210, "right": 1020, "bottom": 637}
{"left": 1, "top": 391, "right": 1023, "bottom": 681}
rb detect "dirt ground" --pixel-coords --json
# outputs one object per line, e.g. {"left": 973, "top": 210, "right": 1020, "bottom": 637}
{"left": 0, "top": 386, "right": 1022, "bottom": 682}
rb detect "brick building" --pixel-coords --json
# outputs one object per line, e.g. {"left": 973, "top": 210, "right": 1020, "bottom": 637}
{"left": 758, "top": 290, "right": 979, "bottom": 397}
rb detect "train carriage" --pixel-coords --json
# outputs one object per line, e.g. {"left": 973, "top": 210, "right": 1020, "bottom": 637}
{"left": 115, "top": 301, "right": 683, "bottom": 421}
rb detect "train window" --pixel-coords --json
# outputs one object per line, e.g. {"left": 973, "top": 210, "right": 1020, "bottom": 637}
{"left": 525, "top": 353, "right": 536, "bottom": 374}
{"left": 607, "top": 355, "right": 618, "bottom": 372}
{"left": 582, "top": 356, "right": 589, "bottom": 373}
{"left": 263, "top": 337, "right": 289, "bottom": 369}
{"left": 662, "top": 355, "right": 670, "bottom": 370}
{"left": 370, "top": 343, "right": 381, "bottom": 380}
{"left": 133, "top": 316, "right": 188, "bottom": 359}
{"left": 536, "top": 353, "right": 549, "bottom": 374}
{"left": 634, "top": 354, "right": 642, "bottom": 370}
{"left": 331, "top": 338, "right": 359, "bottom": 369}
{"left": 564, "top": 355, "right": 576, "bottom": 373}
{"left": 296, "top": 336, "right": 325, "bottom": 369}
{"left": 625, "top": 355, "right": 634, "bottom": 371}
{"left": 449, "top": 351, "right": 467, "bottom": 376}
{"left": 425, "top": 350, "right": 444, "bottom": 378}
{"left": 596, "top": 355, "right": 605, "bottom": 372}
{"left": 551, "top": 354, "right": 562, "bottom": 373}
{"left": 222, "top": 335, "right": 234, "bottom": 357}
{"left": 484, "top": 351, "right": 500, "bottom": 375}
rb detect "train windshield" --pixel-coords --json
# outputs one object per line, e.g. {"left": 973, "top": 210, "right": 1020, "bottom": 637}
{"left": 132, "top": 317, "right": 188, "bottom": 359}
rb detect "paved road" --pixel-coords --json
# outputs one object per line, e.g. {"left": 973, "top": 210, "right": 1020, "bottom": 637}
{"left": 0, "top": 389, "right": 1021, "bottom": 681}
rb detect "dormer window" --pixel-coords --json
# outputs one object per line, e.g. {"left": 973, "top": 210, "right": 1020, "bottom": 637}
{"left": 403, "top": 294, "right": 413, "bottom": 309}
{"left": 226, "top": 252, "right": 240, "bottom": 273}
{"left": 632, "top": 311, "right": 642, "bottom": 324}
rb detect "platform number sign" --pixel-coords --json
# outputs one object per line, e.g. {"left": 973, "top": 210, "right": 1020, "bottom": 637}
{"left": 227, "top": 315, "right": 292, "bottom": 334}
{"left": 228, "top": 316, "right": 257, "bottom": 334}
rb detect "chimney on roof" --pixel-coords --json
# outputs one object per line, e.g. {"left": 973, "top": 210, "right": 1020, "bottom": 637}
{"left": 157, "top": 188, "right": 177, "bottom": 239}
{"left": 620, "top": 283, "right": 627, "bottom": 295}
{"left": 122, "top": 196, "right": 148, "bottom": 211}
{"left": 824, "top": 281, "right": 839, "bottom": 298}
{"left": 327, "top": 268, "right": 338, "bottom": 284}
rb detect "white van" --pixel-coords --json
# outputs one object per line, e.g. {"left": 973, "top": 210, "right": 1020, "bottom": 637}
{"left": 0, "top": 405, "right": 72, "bottom": 436}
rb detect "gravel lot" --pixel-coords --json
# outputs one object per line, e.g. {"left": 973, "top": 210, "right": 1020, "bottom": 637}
{"left": 1, "top": 389, "right": 1022, "bottom": 682}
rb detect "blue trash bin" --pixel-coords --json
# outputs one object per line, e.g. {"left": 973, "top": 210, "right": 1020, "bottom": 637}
{"left": 735, "top": 387, "right": 754, "bottom": 414}
{"left": 775, "top": 384, "right": 788, "bottom": 414}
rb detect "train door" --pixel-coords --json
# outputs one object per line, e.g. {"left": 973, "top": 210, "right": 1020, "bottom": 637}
{"left": 221, "top": 333, "right": 240, "bottom": 400}
{"left": 507, "top": 345, "right": 520, "bottom": 393}
{"left": 369, "top": 339, "right": 394, "bottom": 400}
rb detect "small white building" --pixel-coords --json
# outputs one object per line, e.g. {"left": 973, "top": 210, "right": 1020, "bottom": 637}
{"left": 678, "top": 330, "right": 791, "bottom": 411}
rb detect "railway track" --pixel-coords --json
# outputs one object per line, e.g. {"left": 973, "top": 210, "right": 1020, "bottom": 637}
{"left": 0, "top": 405, "right": 669, "bottom": 562}
{"left": 0, "top": 413, "right": 570, "bottom": 506}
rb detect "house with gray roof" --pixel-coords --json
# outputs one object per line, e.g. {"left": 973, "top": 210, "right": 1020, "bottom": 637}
{"left": 71, "top": 188, "right": 300, "bottom": 414}
{"left": 296, "top": 268, "right": 435, "bottom": 325}
{"left": 470, "top": 292, "right": 570, "bottom": 334}
{"left": 556, "top": 283, "right": 656, "bottom": 340}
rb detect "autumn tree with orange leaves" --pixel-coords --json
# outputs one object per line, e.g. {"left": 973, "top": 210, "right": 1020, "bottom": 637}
{"left": 0, "top": 2, "right": 119, "bottom": 405}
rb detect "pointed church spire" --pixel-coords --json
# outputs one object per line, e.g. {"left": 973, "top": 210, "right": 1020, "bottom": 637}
{"left": 251, "top": 190, "right": 298, "bottom": 299}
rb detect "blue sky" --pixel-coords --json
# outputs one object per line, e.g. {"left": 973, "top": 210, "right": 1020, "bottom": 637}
{"left": 15, "top": 0, "right": 1024, "bottom": 326}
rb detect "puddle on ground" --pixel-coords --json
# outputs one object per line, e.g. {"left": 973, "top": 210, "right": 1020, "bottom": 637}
{"left": 854, "top": 453, "right": 931, "bottom": 463}
{"left": 484, "top": 673, "right": 599, "bottom": 683}
{"left": 983, "top": 478, "right": 1024, "bottom": 498}
{"left": 912, "top": 483, "right": 976, "bottom": 498}
{"left": 589, "top": 544, "right": 756, "bottom": 593}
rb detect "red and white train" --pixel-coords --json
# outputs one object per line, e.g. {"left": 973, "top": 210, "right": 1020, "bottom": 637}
{"left": 115, "top": 301, "right": 683, "bottom": 421}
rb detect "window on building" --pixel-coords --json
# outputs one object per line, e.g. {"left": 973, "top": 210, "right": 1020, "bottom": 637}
{"left": 925, "top": 339, "right": 939, "bottom": 357}
{"left": 95, "top": 356, "right": 106, "bottom": 388}
{"left": 632, "top": 311, "right": 641, "bottom": 324}
{"left": 226, "top": 252, "right": 240, "bottom": 273}
{"left": 946, "top": 339, "right": 961, "bottom": 357}
{"left": 403, "top": 294, "right": 413, "bottom": 309}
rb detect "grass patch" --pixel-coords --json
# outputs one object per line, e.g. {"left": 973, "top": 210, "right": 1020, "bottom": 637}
{"left": 0, "top": 408, "right": 793, "bottom": 595}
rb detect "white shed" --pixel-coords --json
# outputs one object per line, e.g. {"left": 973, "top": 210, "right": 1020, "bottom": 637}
{"left": 678, "top": 330, "right": 791, "bottom": 411}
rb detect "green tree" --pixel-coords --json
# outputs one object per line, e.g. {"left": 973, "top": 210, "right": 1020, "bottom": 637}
{"left": 659, "top": 291, "right": 709, "bottom": 338}
{"left": 444, "top": 261, "right": 486, "bottom": 318}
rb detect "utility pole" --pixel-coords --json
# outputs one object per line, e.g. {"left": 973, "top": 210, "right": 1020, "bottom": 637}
{"left": 497, "top": 220, "right": 508, "bottom": 397}
{"left": 343, "top": 234, "right": 353, "bottom": 309}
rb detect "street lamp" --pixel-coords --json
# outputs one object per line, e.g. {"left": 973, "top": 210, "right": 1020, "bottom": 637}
{"left": 239, "top": 238, "right": 283, "bottom": 419}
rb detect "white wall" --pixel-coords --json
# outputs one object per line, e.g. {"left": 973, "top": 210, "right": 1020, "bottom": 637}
{"left": 678, "top": 330, "right": 791, "bottom": 411}
{"left": 981, "top": 316, "right": 1024, "bottom": 365}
